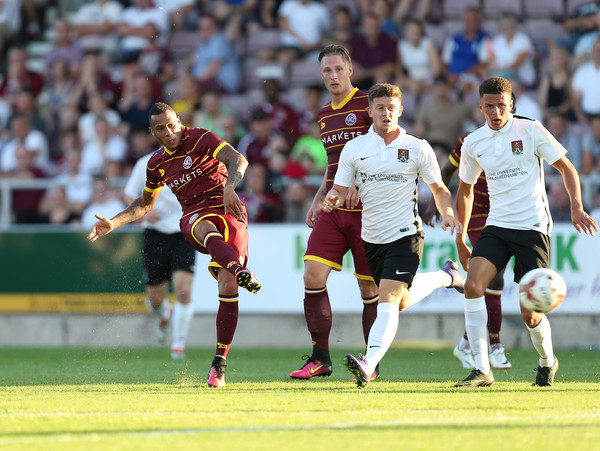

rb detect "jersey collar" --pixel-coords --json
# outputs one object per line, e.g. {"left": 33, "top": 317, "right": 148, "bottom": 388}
{"left": 484, "top": 113, "right": 514, "bottom": 136}
{"left": 331, "top": 87, "right": 358, "bottom": 110}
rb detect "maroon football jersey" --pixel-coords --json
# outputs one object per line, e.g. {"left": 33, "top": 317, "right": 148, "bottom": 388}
{"left": 145, "top": 126, "right": 230, "bottom": 220}
{"left": 450, "top": 132, "right": 489, "bottom": 232}
{"left": 317, "top": 87, "right": 371, "bottom": 210}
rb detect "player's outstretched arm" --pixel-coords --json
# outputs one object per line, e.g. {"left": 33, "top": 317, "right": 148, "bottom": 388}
{"left": 87, "top": 191, "right": 159, "bottom": 242}
{"left": 552, "top": 156, "right": 598, "bottom": 236}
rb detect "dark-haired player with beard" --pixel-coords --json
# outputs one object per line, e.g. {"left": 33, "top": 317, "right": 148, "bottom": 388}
{"left": 88, "top": 102, "right": 261, "bottom": 388}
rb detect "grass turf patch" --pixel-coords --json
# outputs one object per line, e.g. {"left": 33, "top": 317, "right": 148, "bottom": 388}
{"left": 0, "top": 348, "right": 598, "bottom": 450}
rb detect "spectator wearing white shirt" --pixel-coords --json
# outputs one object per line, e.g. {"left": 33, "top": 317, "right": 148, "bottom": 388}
{"left": 71, "top": 0, "right": 123, "bottom": 54}
{"left": 1, "top": 114, "right": 50, "bottom": 173}
{"left": 572, "top": 38, "right": 600, "bottom": 124}
{"left": 80, "top": 175, "right": 126, "bottom": 228}
{"left": 482, "top": 13, "right": 536, "bottom": 89}
{"left": 116, "top": 0, "right": 170, "bottom": 54}
{"left": 79, "top": 116, "right": 127, "bottom": 176}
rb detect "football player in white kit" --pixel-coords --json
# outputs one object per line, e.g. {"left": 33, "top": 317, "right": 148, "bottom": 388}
{"left": 454, "top": 77, "right": 598, "bottom": 388}
{"left": 321, "top": 83, "right": 465, "bottom": 387}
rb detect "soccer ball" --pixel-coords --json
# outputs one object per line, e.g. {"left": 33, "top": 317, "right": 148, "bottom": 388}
{"left": 519, "top": 268, "right": 567, "bottom": 313}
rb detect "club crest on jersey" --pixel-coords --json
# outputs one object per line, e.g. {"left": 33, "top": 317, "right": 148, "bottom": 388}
{"left": 188, "top": 213, "right": 199, "bottom": 225}
{"left": 398, "top": 149, "right": 409, "bottom": 162}
{"left": 511, "top": 140, "right": 524, "bottom": 155}
{"left": 345, "top": 113, "right": 357, "bottom": 126}
{"left": 183, "top": 155, "right": 193, "bottom": 169}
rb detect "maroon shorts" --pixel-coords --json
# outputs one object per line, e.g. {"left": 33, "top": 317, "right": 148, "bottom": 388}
{"left": 179, "top": 208, "right": 249, "bottom": 279}
{"left": 304, "top": 209, "right": 373, "bottom": 280}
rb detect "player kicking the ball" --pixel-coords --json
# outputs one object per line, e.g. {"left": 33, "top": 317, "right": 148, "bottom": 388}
{"left": 88, "top": 102, "right": 261, "bottom": 388}
{"left": 454, "top": 77, "right": 597, "bottom": 388}
{"left": 321, "top": 83, "right": 465, "bottom": 387}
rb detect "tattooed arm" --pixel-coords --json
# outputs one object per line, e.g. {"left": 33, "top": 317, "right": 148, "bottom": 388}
{"left": 216, "top": 144, "right": 249, "bottom": 220}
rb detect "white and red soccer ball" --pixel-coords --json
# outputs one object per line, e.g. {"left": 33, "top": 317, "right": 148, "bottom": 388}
{"left": 519, "top": 268, "right": 567, "bottom": 313}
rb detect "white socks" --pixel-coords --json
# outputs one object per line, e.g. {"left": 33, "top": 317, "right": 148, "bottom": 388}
{"left": 146, "top": 298, "right": 171, "bottom": 320}
{"left": 171, "top": 302, "right": 194, "bottom": 350}
{"left": 363, "top": 302, "right": 399, "bottom": 373}
{"left": 408, "top": 271, "right": 449, "bottom": 306}
{"left": 464, "top": 296, "right": 490, "bottom": 374}
{"left": 527, "top": 314, "right": 555, "bottom": 368}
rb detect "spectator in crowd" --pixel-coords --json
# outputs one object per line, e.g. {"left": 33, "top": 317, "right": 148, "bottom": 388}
{"left": 237, "top": 108, "right": 285, "bottom": 166}
{"left": 118, "top": 73, "right": 159, "bottom": 133}
{"left": 189, "top": 14, "right": 242, "bottom": 93}
{"left": 572, "top": 38, "right": 600, "bottom": 124}
{"left": 8, "top": 88, "right": 46, "bottom": 134}
{"left": 192, "top": 89, "right": 243, "bottom": 142}
{"left": 118, "top": 50, "right": 162, "bottom": 106}
{"left": 0, "top": 47, "right": 43, "bottom": 105}
{"left": 0, "top": 0, "right": 21, "bottom": 70}
{"left": 283, "top": 179, "right": 311, "bottom": 223}
{"left": 548, "top": 181, "right": 574, "bottom": 222}
{"left": 259, "top": 77, "right": 301, "bottom": 146}
{"left": 581, "top": 115, "right": 600, "bottom": 175}
{"left": 116, "top": 0, "right": 170, "bottom": 54}
{"left": 442, "top": 7, "right": 489, "bottom": 99}
{"left": 291, "top": 118, "right": 327, "bottom": 175}
{"left": 53, "top": 144, "right": 94, "bottom": 215}
{"left": 38, "top": 185, "right": 82, "bottom": 225}
{"left": 43, "top": 19, "right": 83, "bottom": 77}
{"left": 325, "top": 5, "right": 355, "bottom": 47}
{"left": 79, "top": 116, "right": 127, "bottom": 176}
{"left": 237, "top": 162, "right": 284, "bottom": 223}
{"left": 389, "top": 0, "right": 433, "bottom": 24}
{"left": 71, "top": 0, "right": 123, "bottom": 55}
{"left": 349, "top": 13, "right": 397, "bottom": 90}
{"left": 38, "top": 57, "right": 79, "bottom": 158}
{"left": 482, "top": 12, "right": 536, "bottom": 89}
{"left": 77, "top": 92, "right": 122, "bottom": 145}
{"left": 572, "top": 5, "right": 600, "bottom": 66}
{"left": 276, "top": 0, "right": 331, "bottom": 67}
{"left": 80, "top": 175, "right": 126, "bottom": 228}
{"left": 154, "top": 0, "right": 195, "bottom": 31}
{"left": 396, "top": 18, "right": 442, "bottom": 100}
{"left": 168, "top": 72, "right": 201, "bottom": 126}
{"left": 1, "top": 114, "right": 50, "bottom": 173}
{"left": 511, "top": 78, "right": 543, "bottom": 122}
{"left": 126, "top": 126, "right": 157, "bottom": 167}
{"left": 413, "top": 74, "right": 472, "bottom": 156}
{"left": 137, "top": 33, "right": 176, "bottom": 90}
{"left": 545, "top": 110, "right": 584, "bottom": 174}
{"left": 538, "top": 44, "right": 574, "bottom": 121}
{"left": 373, "top": 0, "right": 398, "bottom": 38}
{"left": 210, "top": 0, "right": 261, "bottom": 41}
{"left": 559, "top": 1, "right": 599, "bottom": 52}
{"left": 1, "top": 145, "right": 47, "bottom": 224}
{"left": 298, "top": 84, "right": 324, "bottom": 133}
{"left": 70, "top": 49, "right": 119, "bottom": 112}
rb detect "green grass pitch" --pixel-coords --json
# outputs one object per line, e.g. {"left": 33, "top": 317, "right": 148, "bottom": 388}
{"left": 0, "top": 347, "right": 598, "bottom": 450}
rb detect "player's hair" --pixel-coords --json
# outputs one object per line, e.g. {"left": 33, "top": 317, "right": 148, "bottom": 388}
{"left": 318, "top": 44, "right": 352, "bottom": 65}
{"left": 367, "top": 83, "right": 402, "bottom": 104}
{"left": 479, "top": 77, "right": 512, "bottom": 98}
{"left": 148, "top": 102, "right": 175, "bottom": 123}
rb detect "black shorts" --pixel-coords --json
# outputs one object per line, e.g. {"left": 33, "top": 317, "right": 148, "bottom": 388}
{"left": 471, "top": 225, "right": 550, "bottom": 283}
{"left": 142, "top": 229, "right": 195, "bottom": 286}
{"left": 362, "top": 233, "right": 424, "bottom": 287}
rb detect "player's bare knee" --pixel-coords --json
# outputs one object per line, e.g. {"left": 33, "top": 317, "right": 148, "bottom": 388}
{"left": 521, "top": 309, "right": 542, "bottom": 328}
{"left": 464, "top": 278, "right": 486, "bottom": 298}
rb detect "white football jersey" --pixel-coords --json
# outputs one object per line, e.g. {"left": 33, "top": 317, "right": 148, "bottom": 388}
{"left": 459, "top": 114, "right": 566, "bottom": 235}
{"left": 335, "top": 125, "right": 442, "bottom": 244}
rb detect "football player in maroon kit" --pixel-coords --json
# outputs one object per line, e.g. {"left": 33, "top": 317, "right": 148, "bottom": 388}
{"left": 88, "top": 102, "right": 261, "bottom": 388}
{"left": 289, "top": 44, "right": 380, "bottom": 380}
